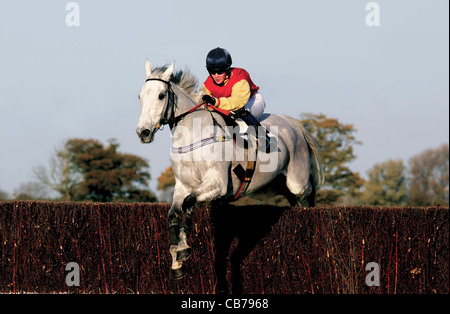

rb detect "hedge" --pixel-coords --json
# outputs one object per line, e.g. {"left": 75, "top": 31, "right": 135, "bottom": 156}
{"left": 0, "top": 201, "right": 448, "bottom": 294}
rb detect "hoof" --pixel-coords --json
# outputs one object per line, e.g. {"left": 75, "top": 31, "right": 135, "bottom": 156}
{"left": 171, "top": 264, "right": 187, "bottom": 280}
{"left": 176, "top": 247, "right": 192, "bottom": 262}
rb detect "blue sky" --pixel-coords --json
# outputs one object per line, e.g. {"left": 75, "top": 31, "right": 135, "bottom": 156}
{"left": 0, "top": 0, "right": 448, "bottom": 197}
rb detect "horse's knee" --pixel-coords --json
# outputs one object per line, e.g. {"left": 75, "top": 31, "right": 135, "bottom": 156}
{"left": 182, "top": 194, "right": 197, "bottom": 212}
{"left": 168, "top": 206, "right": 181, "bottom": 225}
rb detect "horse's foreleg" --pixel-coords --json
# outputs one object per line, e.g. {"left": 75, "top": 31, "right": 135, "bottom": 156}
{"left": 168, "top": 203, "right": 181, "bottom": 247}
{"left": 176, "top": 194, "right": 196, "bottom": 262}
{"left": 176, "top": 178, "right": 228, "bottom": 262}
{"left": 168, "top": 202, "right": 187, "bottom": 280}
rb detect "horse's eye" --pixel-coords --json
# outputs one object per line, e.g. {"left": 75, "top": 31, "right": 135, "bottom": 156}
{"left": 159, "top": 92, "right": 165, "bottom": 100}
{"left": 138, "top": 94, "right": 140, "bottom": 100}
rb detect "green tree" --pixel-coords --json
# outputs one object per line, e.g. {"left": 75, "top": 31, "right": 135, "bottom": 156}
{"left": 360, "top": 159, "right": 407, "bottom": 206}
{"left": 408, "top": 143, "right": 449, "bottom": 206}
{"left": 300, "top": 113, "right": 364, "bottom": 205}
{"left": 36, "top": 138, "right": 157, "bottom": 202}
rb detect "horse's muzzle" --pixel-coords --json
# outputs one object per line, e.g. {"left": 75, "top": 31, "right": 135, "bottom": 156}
{"left": 136, "top": 127, "right": 155, "bottom": 143}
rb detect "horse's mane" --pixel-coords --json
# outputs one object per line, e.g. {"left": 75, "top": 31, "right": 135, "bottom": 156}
{"left": 153, "top": 65, "right": 202, "bottom": 102}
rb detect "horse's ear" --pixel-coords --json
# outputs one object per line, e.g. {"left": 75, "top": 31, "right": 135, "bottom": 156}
{"left": 162, "top": 61, "right": 175, "bottom": 81}
{"left": 145, "top": 59, "right": 152, "bottom": 79}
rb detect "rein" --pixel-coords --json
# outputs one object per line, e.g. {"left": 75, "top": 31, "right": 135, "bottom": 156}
{"left": 145, "top": 77, "right": 232, "bottom": 129}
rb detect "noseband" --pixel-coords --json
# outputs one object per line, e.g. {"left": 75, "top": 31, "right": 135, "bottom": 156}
{"left": 145, "top": 78, "right": 176, "bottom": 129}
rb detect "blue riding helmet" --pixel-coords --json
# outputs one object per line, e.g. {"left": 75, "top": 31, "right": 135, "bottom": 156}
{"left": 206, "top": 47, "right": 232, "bottom": 72}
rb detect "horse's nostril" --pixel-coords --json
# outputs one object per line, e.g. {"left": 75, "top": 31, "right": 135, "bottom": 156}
{"left": 142, "top": 129, "right": 151, "bottom": 137}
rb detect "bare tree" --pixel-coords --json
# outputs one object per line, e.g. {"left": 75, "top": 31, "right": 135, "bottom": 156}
{"left": 33, "top": 144, "right": 81, "bottom": 201}
{"left": 13, "top": 181, "right": 49, "bottom": 200}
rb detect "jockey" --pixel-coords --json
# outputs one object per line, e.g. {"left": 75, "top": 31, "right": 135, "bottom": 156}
{"left": 200, "top": 47, "right": 272, "bottom": 150}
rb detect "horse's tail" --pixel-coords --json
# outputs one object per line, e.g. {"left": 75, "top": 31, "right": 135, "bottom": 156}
{"left": 282, "top": 115, "right": 325, "bottom": 189}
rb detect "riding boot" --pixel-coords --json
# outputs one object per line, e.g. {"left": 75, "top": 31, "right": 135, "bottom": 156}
{"left": 238, "top": 109, "right": 276, "bottom": 153}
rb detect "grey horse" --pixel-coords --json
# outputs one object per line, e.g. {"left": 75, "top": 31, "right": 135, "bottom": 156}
{"left": 136, "top": 60, "right": 324, "bottom": 279}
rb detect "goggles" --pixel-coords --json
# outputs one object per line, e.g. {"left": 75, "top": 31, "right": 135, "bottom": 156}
{"left": 208, "top": 68, "right": 228, "bottom": 75}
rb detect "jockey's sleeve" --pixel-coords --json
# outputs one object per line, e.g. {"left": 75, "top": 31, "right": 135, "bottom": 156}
{"left": 200, "top": 80, "right": 251, "bottom": 112}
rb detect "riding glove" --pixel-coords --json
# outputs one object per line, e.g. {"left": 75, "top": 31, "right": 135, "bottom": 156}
{"left": 202, "top": 95, "right": 216, "bottom": 106}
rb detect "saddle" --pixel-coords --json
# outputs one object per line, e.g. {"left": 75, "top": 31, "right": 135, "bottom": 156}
{"left": 214, "top": 108, "right": 275, "bottom": 153}
{"left": 208, "top": 107, "right": 277, "bottom": 200}
{"left": 172, "top": 101, "right": 275, "bottom": 200}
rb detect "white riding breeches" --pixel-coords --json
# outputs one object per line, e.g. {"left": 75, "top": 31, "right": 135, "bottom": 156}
{"left": 244, "top": 92, "right": 266, "bottom": 120}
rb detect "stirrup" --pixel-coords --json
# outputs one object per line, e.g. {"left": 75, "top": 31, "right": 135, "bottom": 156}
{"left": 235, "top": 118, "right": 248, "bottom": 134}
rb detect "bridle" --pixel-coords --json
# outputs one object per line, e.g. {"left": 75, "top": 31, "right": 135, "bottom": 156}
{"left": 144, "top": 77, "right": 234, "bottom": 131}
{"left": 144, "top": 77, "right": 213, "bottom": 130}
{"left": 144, "top": 78, "right": 177, "bottom": 130}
